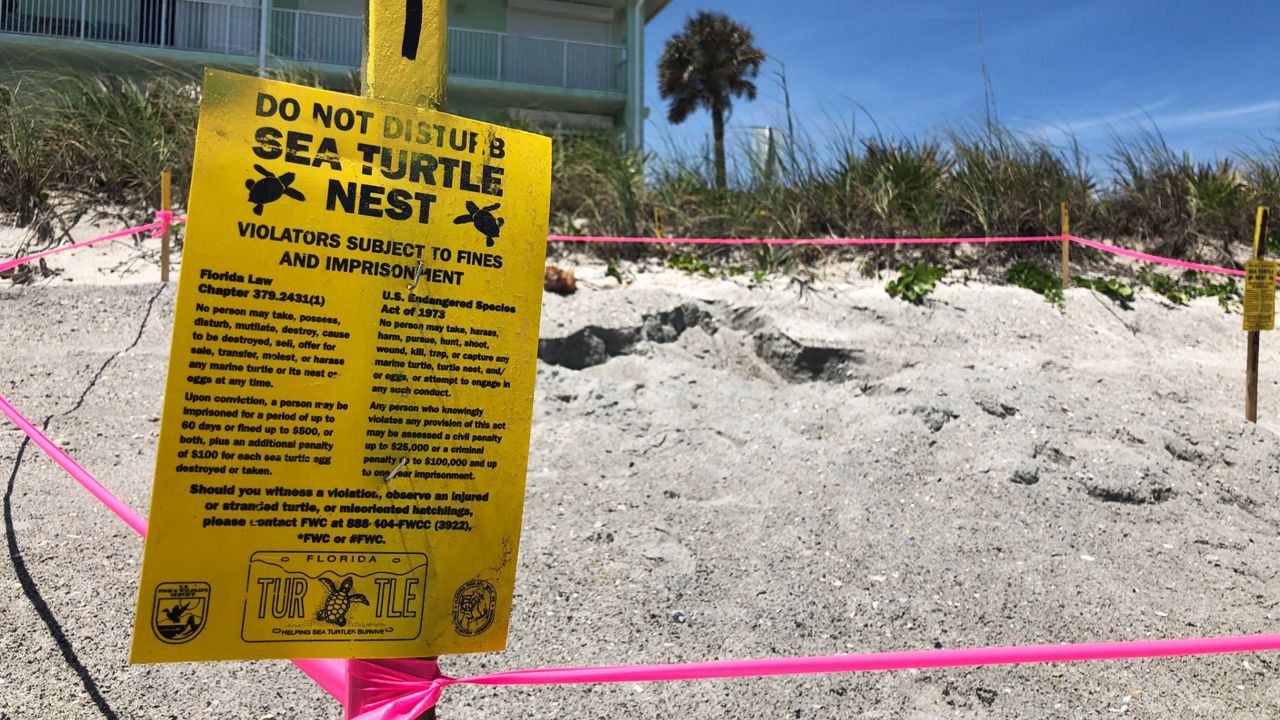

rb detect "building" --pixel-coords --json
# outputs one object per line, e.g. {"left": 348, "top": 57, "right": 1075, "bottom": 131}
{"left": 0, "top": 0, "right": 671, "bottom": 148}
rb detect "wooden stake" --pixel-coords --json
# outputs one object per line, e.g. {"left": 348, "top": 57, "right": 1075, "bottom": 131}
{"left": 1246, "top": 206, "right": 1269, "bottom": 423}
{"left": 1060, "top": 200, "right": 1070, "bottom": 290}
{"left": 160, "top": 170, "right": 172, "bottom": 283}
{"left": 1247, "top": 332, "right": 1260, "bottom": 422}
{"left": 352, "top": 3, "right": 447, "bottom": 718}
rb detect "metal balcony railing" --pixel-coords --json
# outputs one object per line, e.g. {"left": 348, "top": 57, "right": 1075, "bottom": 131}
{"left": 0, "top": 0, "right": 360, "bottom": 66}
{"left": 171, "top": 0, "right": 261, "bottom": 56}
{"left": 269, "top": 7, "right": 362, "bottom": 68}
{"left": 1, "top": 2, "right": 626, "bottom": 94}
{"left": 448, "top": 26, "right": 624, "bottom": 93}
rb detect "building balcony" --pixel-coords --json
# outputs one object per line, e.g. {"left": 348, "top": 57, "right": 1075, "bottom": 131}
{"left": 447, "top": 27, "right": 623, "bottom": 94}
{"left": 0, "top": 0, "right": 626, "bottom": 95}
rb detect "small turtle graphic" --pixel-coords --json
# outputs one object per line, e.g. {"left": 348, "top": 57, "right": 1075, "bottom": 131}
{"left": 245, "top": 164, "right": 305, "bottom": 216}
{"left": 315, "top": 576, "right": 369, "bottom": 627}
{"left": 454, "top": 201, "right": 504, "bottom": 247}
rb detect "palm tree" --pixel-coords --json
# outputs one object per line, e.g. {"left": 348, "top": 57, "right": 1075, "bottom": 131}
{"left": 658, "top": 11, "right": 766, "bottom": 189}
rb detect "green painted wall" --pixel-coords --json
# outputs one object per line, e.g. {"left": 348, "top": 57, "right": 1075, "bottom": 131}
{"left": 449, "top": 0, "right": 506, "bottom": 32}
{"left": 294, "top": 0, "right": 355, "bottom": 13}
{"left": 611, "top": 9, "right": 626, "bottom": 44}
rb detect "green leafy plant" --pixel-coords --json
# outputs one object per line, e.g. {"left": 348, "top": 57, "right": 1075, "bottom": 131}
{"left": 1138, "top": 270, "right": 1194, "bottom": 305}
{"left": 885, "top": 262, "right": 947, "bottom": 303}
{"left": 605, "top": 262, "right": 623, "bottom": 283}
{"left": 1267, "top": 232, "right": 1280, "bottom": 258}
{"left": 1005, "top": 261, "right": 1063, "bottom": 306}
{"left": 667, "top": 252, "right": 712, "bottom": 276}
{"left": 1076, "top": 276, "right": 1135, "bottom": 307}
{"left": 1197, "top": 275, "right": 1241, "bottom": 310}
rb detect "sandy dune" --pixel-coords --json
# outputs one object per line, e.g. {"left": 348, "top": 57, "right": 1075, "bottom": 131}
{"left": 3, "top": 242, "right": 1280, "bottom": 718}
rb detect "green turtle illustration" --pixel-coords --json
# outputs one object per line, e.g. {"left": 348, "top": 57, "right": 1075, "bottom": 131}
{"left": 454, "top": 201, "right": 503, "bottom": 247}
{"left": 315, "top": 576, "right": 369, "bottom": 627}
{"left": 245, "top": 164, "right": 305, "bottom": 216}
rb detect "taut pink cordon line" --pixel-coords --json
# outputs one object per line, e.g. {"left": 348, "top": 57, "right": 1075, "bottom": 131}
{"left": 0, "top": 221, "right": 1263, "bottom": 280}
{"left": 0, "top": 392, "right": 348, "bottom": 699}
{"left": 0, "top": 211, "right": 181, "bottom": 275}
{"left": 3, "top": 224, "right": 1279, "bottom": 719}
{"left": 548, "top": 233, "right": 1055, "bottom": 246}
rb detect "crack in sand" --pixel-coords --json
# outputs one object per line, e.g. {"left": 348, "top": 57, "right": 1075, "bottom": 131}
{"left": 2, "top": 283, "right": 164, "bottom": 719}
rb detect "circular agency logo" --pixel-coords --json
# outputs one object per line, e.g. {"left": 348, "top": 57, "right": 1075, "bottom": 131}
{"left": 452, "top": 579, "right": 497, "bottom": 637}
{"left": 151, "top": 581, "right": 210, "bottom": 644}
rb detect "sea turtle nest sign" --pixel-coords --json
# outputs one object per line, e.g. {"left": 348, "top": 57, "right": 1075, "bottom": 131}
{"left": 131, "top": 70, "right": 550, "bottom": 663}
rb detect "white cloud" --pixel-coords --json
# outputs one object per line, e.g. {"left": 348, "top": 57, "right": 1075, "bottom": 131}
{"left": 1031, "top": 96, "right": 1178, "bottom": 139}
{"left": 1154, "top": 100, "right": 1280, "bottom": 130}
{"left": 1032, "top": 98, "right": 1280, "bottom": 141}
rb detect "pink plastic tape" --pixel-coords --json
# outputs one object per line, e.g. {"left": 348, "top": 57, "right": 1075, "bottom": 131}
{"left": 0, "top": 390, "right": 343, "bottom": 702}
{"left": 549, "top": 233, "right": 1059, "bottom": 246}
{"left": 0, "top": 212, "right": 185, "bottom": 275}
{"left": 3, "top": 221, "right": 1278, "bottom": 719}
{"left": 346, "top": 658, "right": 448, "bottom": 720}
{"left": 1, "top": 224, "right": 1257, "bottom": 283}
{"left": 0, "top": 392, "right": 149, "bottom": 536}
{"left": 7, "top": 386, "right": 1280, "bottom": 718}
{"left": 344, "top": 632, "right": 1280, "bottom": 718}
{"left": 1067, "top": 235, "right": 1247, "bottom": 278}
{"left": 549, "top": 232, "right": 1264, "bottom": 282}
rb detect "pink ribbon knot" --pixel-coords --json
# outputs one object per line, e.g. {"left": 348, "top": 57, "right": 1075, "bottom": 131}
{"left": 345, "top": 658, "right": 457, "bottom": 719}
{"left": 151, "top": 210, "right": 174, "bottom": 238}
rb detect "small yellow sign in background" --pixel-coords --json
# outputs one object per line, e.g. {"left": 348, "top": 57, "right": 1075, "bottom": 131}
{"left": 131, "top": 70, "right": 550, "bottom": 663}
{"left": 1243, "top": 259, "right": 1277, "bottom": 332}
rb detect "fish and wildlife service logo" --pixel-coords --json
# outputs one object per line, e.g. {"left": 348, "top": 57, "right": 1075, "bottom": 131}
{"left": 245, "top": 164, "right": 305, "bottom": 215}
{"left": 151, "top": 582, "right": 210, "bottom": 644}
{"left": 452, "top": 579, "right": 497, "bottom": 636}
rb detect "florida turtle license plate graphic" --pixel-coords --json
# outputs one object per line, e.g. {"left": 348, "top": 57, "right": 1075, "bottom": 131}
{"left": 241, "top": 551, "right": 428, "bottom": 642}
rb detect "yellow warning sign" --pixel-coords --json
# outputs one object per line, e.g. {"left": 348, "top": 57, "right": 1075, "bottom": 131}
{"left": 131, "top": 70, "right": 550, "bottom": 662}
{"left": 1243, "top": 259, "right": 1277, "bottom": 332}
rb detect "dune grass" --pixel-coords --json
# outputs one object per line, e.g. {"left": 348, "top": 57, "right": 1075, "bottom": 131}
{"left": 2, "top": 66, "right": 1277, "bottom": 284}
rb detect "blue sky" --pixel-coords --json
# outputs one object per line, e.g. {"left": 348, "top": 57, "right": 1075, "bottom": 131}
{"left": 642, "top": 0, "right": 1280, "bottom": 170}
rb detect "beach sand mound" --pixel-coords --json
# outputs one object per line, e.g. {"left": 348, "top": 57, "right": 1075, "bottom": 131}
{"left": 2, "top": 252, "right": 1280, "bottom": 717}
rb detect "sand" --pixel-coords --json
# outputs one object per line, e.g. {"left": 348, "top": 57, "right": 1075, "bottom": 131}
{"left": 3, "top": 233, "right": 1280, "bottom": 718}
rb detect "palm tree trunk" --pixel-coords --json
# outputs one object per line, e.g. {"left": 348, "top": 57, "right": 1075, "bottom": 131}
{"left": 711, "top": 105, "right": 727, "bottom": 190}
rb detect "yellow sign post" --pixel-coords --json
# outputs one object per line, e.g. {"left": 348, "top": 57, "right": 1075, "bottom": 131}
{"left": 130, "top": 68, "right": 550, "bottom": 662}
{"left": 1244, "top": 207, "right": 1273, "bottom": 422}
{"left": 363, "top": 0, "right": 448, "bottom": 109}
{"left": 359, "top": 2, "right": 455, "bottom": 710}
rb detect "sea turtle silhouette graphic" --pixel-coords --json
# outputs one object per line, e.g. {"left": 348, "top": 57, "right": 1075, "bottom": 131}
{"left": 315, "top": 576, "right": 369, "bottom": 627}
{"left": 245, "top": 164, "right": 305, "bottom": 215}
{"left": 454, "top": 201, "right": 503, "bottom": 247}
